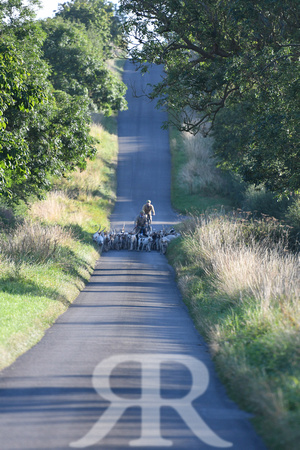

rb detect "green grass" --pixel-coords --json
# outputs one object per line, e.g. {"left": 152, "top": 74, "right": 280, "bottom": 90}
{"left": 166, "top": 214, "right": 300, "bottom": 450}
{"left": 0, "top": 116, "right": 118, "bottom": 370}
{"left": 166, "top": 123, "right": 300, "bottom": 449}
{"left": 0, "top": 260, "right": 90, "bottom": 368}
{"left": 0, "top": 58, "right": 125, "bottom": 370}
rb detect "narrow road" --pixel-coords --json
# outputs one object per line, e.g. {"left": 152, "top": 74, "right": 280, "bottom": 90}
{"left": 0, "top": 62, "right": 266, "bottom": 449}
{"left": 110, "top": 61, "right": 180, "bottom": 229}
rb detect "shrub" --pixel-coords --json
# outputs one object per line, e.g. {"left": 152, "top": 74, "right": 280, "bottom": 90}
{"left": 286, "top": 196, "right": 300, "bottom": 228}
{"left": 242, "top": 184, "right": 290, "bottom": 219}
{"left": 0, "top": 206, "right": 16, "bottom": 229}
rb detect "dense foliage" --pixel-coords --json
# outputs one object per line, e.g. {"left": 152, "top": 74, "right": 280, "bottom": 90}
{"left": 47, "top": 0, "right": 127, "bottom": 114}
{"left": 0, "top": 6, "right": 55, "bottom": 203}
{"left": 55, "top": 0, "right": 120, "bottom": 51}
{"left": 0, "top": 0, "right": 126, "bottom": 204}
{"left": 120, "top": 0, "right": 300, "bottom": 194}
{"left": 41, "top": 17, "right": 126, "bottom": 115}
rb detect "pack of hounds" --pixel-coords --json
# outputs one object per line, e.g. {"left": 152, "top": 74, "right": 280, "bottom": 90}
{"left": 92, "top": 225, "right": 180, "bottom": 254}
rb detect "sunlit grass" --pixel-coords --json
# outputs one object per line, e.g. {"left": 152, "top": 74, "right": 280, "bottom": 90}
{"left": 0, "top": 115, "right": 118, "bottom": 369}
{"left": 168, "top": 213, "right": 300, "bottom": 450}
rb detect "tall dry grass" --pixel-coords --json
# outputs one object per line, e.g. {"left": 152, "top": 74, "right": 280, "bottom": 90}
{"left": 178, "top": 132, "right": 227, "bottom": 195}
{"left": 0, "top": 219, "right": 73, "bottom": 266}
{"left": 183, "top": 213, "right": 299, "bottom": 310}
{"left": 29, "top": 191, "right": 70, "bottom": 223}
{"left": 175, "top": 212, "right": 300, "bottom": 449}
{"left": 29, "top": 190, "right": 93, "bottom": 226}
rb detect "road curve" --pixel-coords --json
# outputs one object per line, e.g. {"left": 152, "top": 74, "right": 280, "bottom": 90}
{"left": 0, "top": 62, "right": 266, "bottom": 449}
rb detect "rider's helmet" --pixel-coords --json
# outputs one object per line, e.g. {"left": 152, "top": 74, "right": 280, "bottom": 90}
{"left": 140, "top": 211, "right": 144, "bottom": 215}
{"left": 147, "top": 200, "right": 151, "bottom": 204}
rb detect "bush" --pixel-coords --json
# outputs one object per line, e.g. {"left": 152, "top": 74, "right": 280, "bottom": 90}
{"left": 0, "top": 206, "right": 16, "bottom": 229}
{"left": 286, "top": 196, "right": 300, "bottom": 228}
{"left": 242, "top": 185, "right": 290, "bottom": 219}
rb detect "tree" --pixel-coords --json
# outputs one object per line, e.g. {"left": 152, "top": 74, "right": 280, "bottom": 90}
{"left": 55, "top": 0, "right": 119, "bottom": 55}
{"left": 0, "top": 0, "right": 127, "bottom": 203}
{"left": 121, "top": 0, "right": 299, "bottom": 131}
{"left": 0, "top": 0, "right": 40, "bottom": 26}
{"left": 120, "top": 0, "right": 300, "bottom": 193}
{"left": 0, "top": 19, "right": 51, "bottom": 201}
{"left": 0, "top": 2, "right": 97, "bottom": 203}
{"left": 212, "top": 67, "right": 300, "bottom": 194}
{"left": 41, "top": 16, "right": 127, "bottom": 115}
{"left": 8, "top": 91, "right": 97, "bottom": 202}
{"left": 0, "top": 28, "right": 97, "bottom": 203}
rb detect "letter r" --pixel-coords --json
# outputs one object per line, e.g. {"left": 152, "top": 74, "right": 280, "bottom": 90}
{"left": 70, "top": 354, "right": 232, "bottom": 448}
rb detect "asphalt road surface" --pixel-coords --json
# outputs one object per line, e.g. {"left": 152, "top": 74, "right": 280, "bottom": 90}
{"left": 0, "top": 62, "right": 266, "bottom": 449}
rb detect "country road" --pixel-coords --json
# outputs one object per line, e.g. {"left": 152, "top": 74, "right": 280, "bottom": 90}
{"left": 0, "top": 61, "right": 266, "bottom": 449}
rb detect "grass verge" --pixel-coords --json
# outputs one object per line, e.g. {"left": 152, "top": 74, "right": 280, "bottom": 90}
{"left": 167, "top": 127, "right": 300, "bottom": 449}
{"left": 0, "top": 118, "right": 118, "bottom": 370}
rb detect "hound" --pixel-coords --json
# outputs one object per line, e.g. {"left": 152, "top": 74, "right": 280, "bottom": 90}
{"left": 138, "top": 235, "right": 153, "bottom": 252}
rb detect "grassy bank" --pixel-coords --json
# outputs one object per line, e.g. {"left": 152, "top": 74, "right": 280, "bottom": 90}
{"left": 0, "top": 119, "right": 118, "bottom": 370}
{"left": 168, "top": 130, "right": 300, "bottom": 449}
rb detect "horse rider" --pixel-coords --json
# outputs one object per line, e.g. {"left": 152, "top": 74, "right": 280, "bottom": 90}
{"left": 142, "top": 200, "right": 155, "bottom": 224}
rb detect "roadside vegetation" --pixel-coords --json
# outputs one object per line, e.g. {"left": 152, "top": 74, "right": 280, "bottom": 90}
{"left": 121, "top": 0, "right": 299, "bottom": 196}
{"left": 0, "top": 119, "right": 118, "bottom": 370}
{"left": 0, "top": 0, "right": 125, "bottom": 370}
{"left": 1, "top": 1, "right": 299, "bottom": 447}
{"left": 169, "top": 126, "right": 243, "bottom": 213}
{"left": 167, "top": 129, "right": 300, "bottom": 450}
{"left": 0, "top": 0, "right": 126, "bottom": 204}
